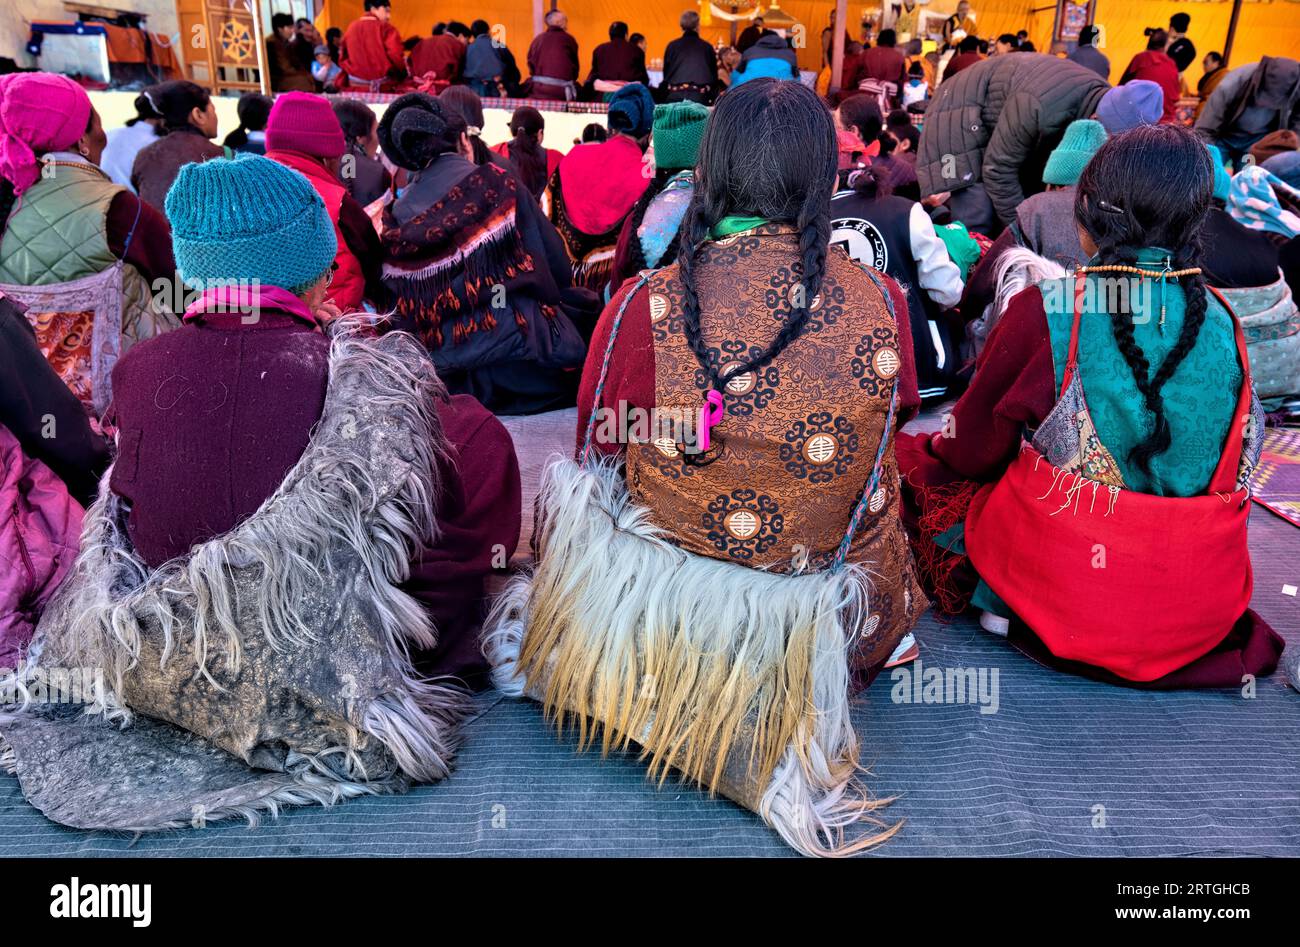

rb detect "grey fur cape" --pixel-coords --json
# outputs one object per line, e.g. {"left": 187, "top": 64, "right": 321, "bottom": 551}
{"left": 0, "top": 322, "right": 469, "bottom": 831}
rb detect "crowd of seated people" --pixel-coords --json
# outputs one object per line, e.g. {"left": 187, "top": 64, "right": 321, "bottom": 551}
{"left": 1, "top": 5, "right": 1297, "bottom": 855}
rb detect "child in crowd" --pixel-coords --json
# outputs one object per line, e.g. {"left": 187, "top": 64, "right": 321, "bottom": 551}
{"left": 902, "top": 60, "right": 928, "bottom": 109}
{"left": 313, "top": 43, "right": 345, "bottom": 91}
{"left": 222, "top": 92, "right": 273, "bottom": 154}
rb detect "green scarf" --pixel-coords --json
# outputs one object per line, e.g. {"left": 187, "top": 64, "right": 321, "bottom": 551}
{"left": 1042, "top": 247, "right": 1242, "bottom": 496}
{"left": 711, "top": 215, "right": 768, "bottom": 238}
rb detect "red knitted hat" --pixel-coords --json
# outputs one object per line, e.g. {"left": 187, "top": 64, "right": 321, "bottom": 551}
{"left": 265, "top": 92, "right": 346, "bottom": 159}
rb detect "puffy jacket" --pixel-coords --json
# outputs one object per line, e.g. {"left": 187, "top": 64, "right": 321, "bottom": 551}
{"left": 739, "top": 33, "right": 797, "bottom": 72}
{"left": 916, "top": 54, "right": 1109, "bottom": 226}
{"left": 0, "top": 425, "right": 82, "bottom": 670}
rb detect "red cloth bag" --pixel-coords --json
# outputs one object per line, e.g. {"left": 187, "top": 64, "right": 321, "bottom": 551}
{"left": 965, "top": 285, "right": 1256, "bottom": 682}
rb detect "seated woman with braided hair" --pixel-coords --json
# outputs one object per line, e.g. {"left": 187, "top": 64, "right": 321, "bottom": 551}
{"left": 486, "top": 79, "right": 927, "bottom": 857}
{"left": 898, "top": 123, "right": 1285, "bottom": 688}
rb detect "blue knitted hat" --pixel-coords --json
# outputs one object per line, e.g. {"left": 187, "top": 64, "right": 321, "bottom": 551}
{"left": 1095, "top": 80, "right": 1163, "bottom": 134}
{"left": 608, "top": 82, "right": 656, "bottom": 139}
{"left": 165, "top": 154, "right": 337, "bottom": 293}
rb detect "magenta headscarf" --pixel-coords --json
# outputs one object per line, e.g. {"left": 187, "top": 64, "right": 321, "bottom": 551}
{"left": 0, "top": 72, "right": 93, "bottom": 197}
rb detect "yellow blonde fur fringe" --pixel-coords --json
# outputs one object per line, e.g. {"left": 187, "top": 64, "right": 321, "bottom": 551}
{"left": 483, "top": 457, "right": 898, "bottom": 857}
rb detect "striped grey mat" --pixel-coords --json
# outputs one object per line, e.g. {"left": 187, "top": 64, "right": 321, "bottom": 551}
{"left": 2, "top": 510, "right": 1296, "bottom": 858}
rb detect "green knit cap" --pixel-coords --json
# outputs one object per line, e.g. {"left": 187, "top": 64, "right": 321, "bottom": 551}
{"left": 652, "top": 101, "right": 710, "bottom": 173}
{"left": 165, "top": 154, "right": 337, "bottom": 293}
{"left": 935, "top": 221, "right": 981, "bottom": 280}
{"left": 1043, "top": 119, "right": 1108, "bottom": 187}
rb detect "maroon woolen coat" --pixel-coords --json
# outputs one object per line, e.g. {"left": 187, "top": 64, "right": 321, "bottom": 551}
{"left": 586, "top": 38, "right": 648, "bottom": 85}
{"left": 527, "top": 27, "right": 579, "bottom": 81}
{"left": 106, "top": 305, "right": 521, "bottom": 683}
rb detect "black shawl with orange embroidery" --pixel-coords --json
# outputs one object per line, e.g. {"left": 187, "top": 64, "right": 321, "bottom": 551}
{"left": 382, "top": 162, "right": 538, "bottom": 347}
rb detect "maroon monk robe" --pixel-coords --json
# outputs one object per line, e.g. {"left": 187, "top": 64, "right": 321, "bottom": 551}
{"left": 105, "top": 304, "right": 521, "bottom": 684}
{"left": 410, "top": 34, "right": 465, "bottom": 81}
{"left": 339, "top": 13, "right": 405, "bottom": 85}
{"left": 527, "top": 26, "right": 579, "bottom": 99}
{"left": 862, "top": 45, "right": 907, "bottom": 85}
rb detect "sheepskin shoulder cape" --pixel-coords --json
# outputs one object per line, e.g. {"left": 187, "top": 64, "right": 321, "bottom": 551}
{"left": 485, "top": 457, "right": 899, "bottom": 858}
{"left": 0, "top": 319, "right": 470, "bottom": 832}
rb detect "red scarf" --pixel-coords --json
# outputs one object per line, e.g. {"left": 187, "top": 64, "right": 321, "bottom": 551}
{"left": 556, "top": 135, "right": 649, "bottom": 235}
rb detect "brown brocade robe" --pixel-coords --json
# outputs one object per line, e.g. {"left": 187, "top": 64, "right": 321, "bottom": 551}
{"left": 577, "top": 225, "right": 928, "bottom": 678}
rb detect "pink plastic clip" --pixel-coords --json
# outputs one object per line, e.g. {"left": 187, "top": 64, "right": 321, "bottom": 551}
{"left": 697, "top": 390, "right": 725, "bottom": 452}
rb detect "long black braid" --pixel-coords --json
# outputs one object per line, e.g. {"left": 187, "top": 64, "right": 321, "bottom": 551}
{"left": 675, "top": 79, "right": 838, "bottom": 393}
{"left": 1075, "top": 124, "right": 1215, "bottom": 478}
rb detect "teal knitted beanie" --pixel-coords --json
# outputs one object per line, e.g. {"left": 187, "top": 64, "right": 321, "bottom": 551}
{"left": 1043, "top": 119, "right": 1108, "bottom": 187}
{"left": 165, "top": 154, "right": 337, "bottom": 293}
{"left": 1207, "top": 143, "right": 1231, "bottom": 202}
{"left": 652, "top": 101, "right": 710, "bottom": 172}
{"left": 935, "top": 221, "right": 981, "bottom": 279}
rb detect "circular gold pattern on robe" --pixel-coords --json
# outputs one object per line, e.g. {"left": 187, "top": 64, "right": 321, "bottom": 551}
{"left": 868, "top": 487, "right": 887, "bottom": 513}
{"left": 872, "top": 346, "right": 901, "bottom": 379}
{"left": 860, "top": 613, "right": 881, "bottom": 639}
{"left": 724, "top": 508, "right": 761, "bottom": 540}
{"left": 648, "top": 293, "right": 671, "bottom": 322}
{"left": 803, "top": 433, "right": 839, "bottom": 465}
{"left": 720, "top": 361, "right": 756, "bottom": 395}
{"left": 653, "top": 436, "right": 679, "bottom": 457}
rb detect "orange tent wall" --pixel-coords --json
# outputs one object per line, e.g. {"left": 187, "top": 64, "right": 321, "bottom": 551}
{"left": 315, "top": 0, "right": 1300, "bottom": 89}
{"left": 1086, "top": 0, "right": 1300, "bottom": 87}
{"left": 941, "top": 0, "right": 1300, "bottom": 88}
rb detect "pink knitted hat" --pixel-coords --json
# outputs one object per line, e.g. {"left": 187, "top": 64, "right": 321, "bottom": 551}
{"left": 0, "top": 73, "right": 93, "bottom": 196}
{"left": 265, "top": 92, "right": 346, "bottom": 159}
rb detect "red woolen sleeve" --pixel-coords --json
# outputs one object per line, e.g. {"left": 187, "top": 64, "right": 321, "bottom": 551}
{"left": 385, "top": 23, "right": 406, "bottom": 72}
{"left": 405, "top": 394, "right": 522, "bottom": 682}
{"left": 574, "top": 277, "right": 656, "bottom": 457}
{"left": 881, "top": 272, "right": 922, "bottom": 426}
{"left": 898, "top": 284, "right": 1057, "bottom": 486}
